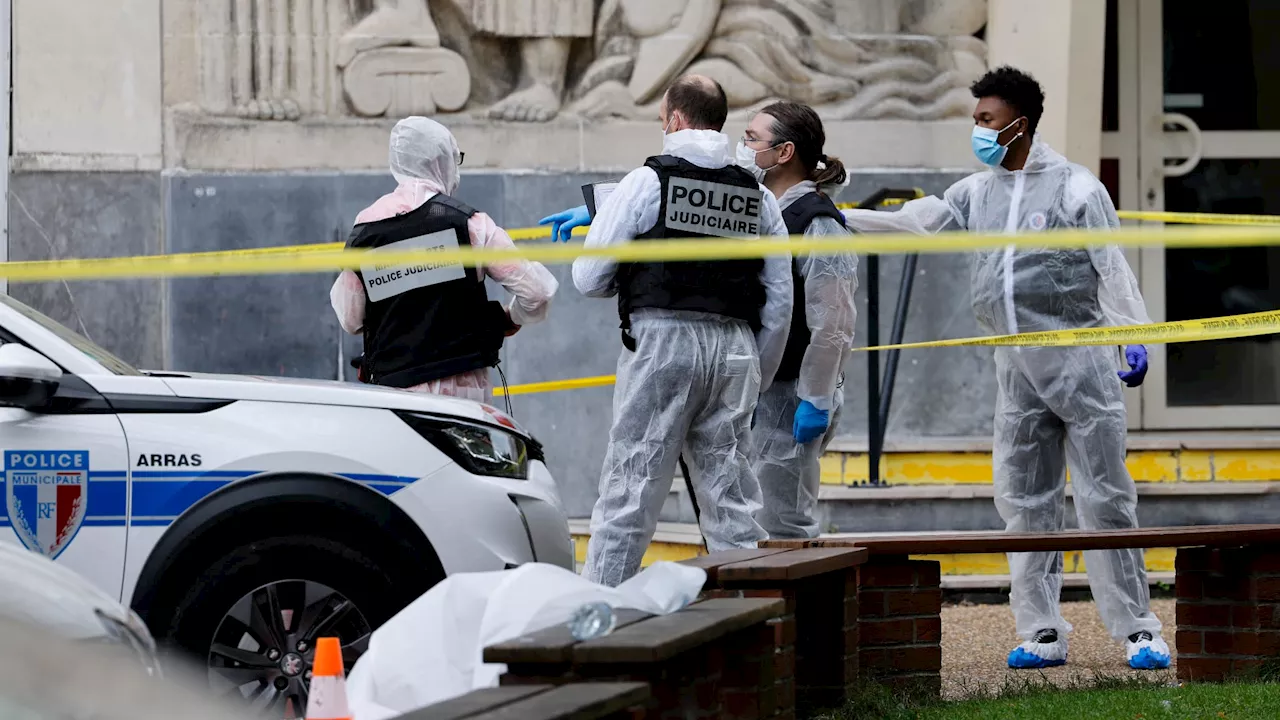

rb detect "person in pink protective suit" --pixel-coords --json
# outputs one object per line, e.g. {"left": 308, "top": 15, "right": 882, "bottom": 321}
{"left": 331, "top": 116, "right": 558, "bottom": 402}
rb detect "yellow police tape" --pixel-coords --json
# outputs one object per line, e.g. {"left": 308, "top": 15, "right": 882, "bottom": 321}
{"left": 12, "top": 222, "right": 1280, "bottom": 284}
{"left": 492, "top": 310, "right": 1280, "bottom": 397}
{"left": 495, "top": 374, "right": 617, "bottom": 397}
{"left": 856, "top": 309, "right": 1280, "bottom": 352}
{"left": 1116, "top": 210, "right": 1280, "bottom": 226}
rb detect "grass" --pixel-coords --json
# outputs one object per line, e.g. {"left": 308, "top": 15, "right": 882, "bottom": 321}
{"left": 813, "top": 675, "right": 1280, "bottom": 720}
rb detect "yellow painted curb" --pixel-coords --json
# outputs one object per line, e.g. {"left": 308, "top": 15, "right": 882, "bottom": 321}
{"left": 570, "top": 535, "right": 1177, "bottom": 576}
{"left": 819, "top": 448, "right": 1280, "bottom": 485}
{"left": 572, "top": 536, "right": 705, "bottom": 566}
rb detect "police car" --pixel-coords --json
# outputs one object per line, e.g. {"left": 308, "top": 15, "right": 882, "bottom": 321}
{"left": 0, "top": 292, "right": 571, "bottom": 712}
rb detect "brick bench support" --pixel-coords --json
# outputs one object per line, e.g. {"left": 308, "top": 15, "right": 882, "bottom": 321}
{"left": 684, "top": 547, "right": 867, "bottom": 717}
{"left": 1175, "top": 544, "right": 1280, "bottom": 681}
{"left": 856, "top": 555, "right": 942, "bottom": 697}
{"left": 483, "top": 597, "right": 784, "bottom": 720}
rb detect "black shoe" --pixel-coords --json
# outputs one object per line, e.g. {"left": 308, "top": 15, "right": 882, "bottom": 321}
{"left": 1032, "top": 628, "right": 1058, "bottom": 644}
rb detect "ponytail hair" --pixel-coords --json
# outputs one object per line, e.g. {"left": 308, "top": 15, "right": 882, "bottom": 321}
{"left": 759, "top": 101, "right": 847, "bottom": 193}
{"left": 813, "top": 154, "right": 848, "bottom": 191}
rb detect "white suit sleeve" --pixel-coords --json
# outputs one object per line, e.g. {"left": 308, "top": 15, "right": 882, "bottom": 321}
{"left": 572, "top": 167, "right": 660, "bottom": 298}
{"left": 1071, "top": 171, "right": 1152, "bottom": 327}
{"left": 755, "top": 191, "right": 794, "bottom": 393}
{"left": 330, "top": 271, "right": 366, "bottom": 335}
{"left": 470, "top": 212, "right": 559, "bottom": 325}
{"left": 841, "top": 195, "right": 966, "bottom": 236}
{"left": 796, "top": 217, "right": 858, "bottom": 410}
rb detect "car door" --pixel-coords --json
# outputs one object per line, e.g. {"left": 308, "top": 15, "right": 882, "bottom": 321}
{"left": 0, "top": 337, "right": 131, "bottom": 601}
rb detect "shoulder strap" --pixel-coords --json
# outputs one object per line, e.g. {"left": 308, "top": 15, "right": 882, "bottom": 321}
{"left": 782, "top": 191, "right": 848, "bottom": 235}
{"left": 430, "top": 193, "right": 478, "bottom": 217}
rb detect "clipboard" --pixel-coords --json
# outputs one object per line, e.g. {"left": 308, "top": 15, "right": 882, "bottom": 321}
{"left": 581, "top": 181, "right": 621, "bottom": 221}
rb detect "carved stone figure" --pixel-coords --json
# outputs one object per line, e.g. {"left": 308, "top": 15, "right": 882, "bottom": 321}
{"left": 570, "top": 0, "right": 987, "bottom": 121}
{"left": 337, "top": 0, "right": 472, "bottom": 116}
{"left": 193, "top": 0, "right": 471, "bottom": 120}
{"left": 188, "top": 0, "right": 988, "bottom": 123}
{"left": 471, "top": 0, "right": 596, "bottom": 121}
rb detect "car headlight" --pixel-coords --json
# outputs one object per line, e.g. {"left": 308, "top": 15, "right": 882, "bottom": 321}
{"left": 92, "top": 609, "right": 162, "bottom": 678}
{"left": 397, "top": 412, "right": 534, "bottom": 480}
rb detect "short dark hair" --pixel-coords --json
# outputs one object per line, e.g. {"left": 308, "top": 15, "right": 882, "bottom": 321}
{"left": 665, "top": 75, "right": 728, "bottom": 131}
{"left": 970, "top": 65, "right": 1045, "bottom": 135}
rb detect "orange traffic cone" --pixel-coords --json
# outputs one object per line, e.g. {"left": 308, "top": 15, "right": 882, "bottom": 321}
{"left": 305, "top": 637, "right": 351, "bottom": 720}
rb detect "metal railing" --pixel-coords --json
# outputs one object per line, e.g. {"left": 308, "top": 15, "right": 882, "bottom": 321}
{"left": 852, "top": 188, "right": 926, "bottom": 485}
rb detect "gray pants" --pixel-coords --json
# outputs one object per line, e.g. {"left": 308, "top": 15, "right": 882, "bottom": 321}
{"left": 993, "top": 345, "right": 1163, "bottom": 642}
{"left": 582, "top": 312, "right": 767, "bottom": 587}
{"left": 751, "top": 379, "right": 843, "bottom": 539}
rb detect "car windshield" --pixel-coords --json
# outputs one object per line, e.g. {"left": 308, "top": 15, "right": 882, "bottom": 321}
{"left": 0, "top": 294, "right": 141, "bottom": 376}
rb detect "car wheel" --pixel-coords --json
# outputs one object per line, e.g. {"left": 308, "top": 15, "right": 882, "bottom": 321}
{"left": 165, "top": 535, "right": 426, "bottom": 717}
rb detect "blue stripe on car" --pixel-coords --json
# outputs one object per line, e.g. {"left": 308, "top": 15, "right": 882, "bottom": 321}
{"left": 0, "top": 471, "right": 415, "bottom": 527}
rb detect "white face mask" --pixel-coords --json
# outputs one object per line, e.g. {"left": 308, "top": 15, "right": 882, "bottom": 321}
{"left": 735, "top": 141, "right": 779, "bottom": 183}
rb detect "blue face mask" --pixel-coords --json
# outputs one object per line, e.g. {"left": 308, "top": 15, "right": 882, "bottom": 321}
{"left": 971, "top": 118, "right": 1024, "bottom": 167}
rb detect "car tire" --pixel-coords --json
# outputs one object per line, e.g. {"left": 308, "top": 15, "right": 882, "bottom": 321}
{"left": 161, "top": 533, "right": 436, "bottom": 711}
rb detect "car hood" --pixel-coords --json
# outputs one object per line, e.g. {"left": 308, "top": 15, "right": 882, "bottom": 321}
{"left": 147, "top": 371, "right": 533, "bottom": 437}
{"left": 0, "top": 542, "right": 133, "bottom": 640}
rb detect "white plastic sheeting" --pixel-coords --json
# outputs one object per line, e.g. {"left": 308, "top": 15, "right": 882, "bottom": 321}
{"left": 346, "top": 561, "right": 707, "bottom": 720}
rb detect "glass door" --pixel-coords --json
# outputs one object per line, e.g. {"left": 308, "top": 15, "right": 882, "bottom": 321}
{"left": 1129, "top": 0, "right": 1280, "bottom": 429}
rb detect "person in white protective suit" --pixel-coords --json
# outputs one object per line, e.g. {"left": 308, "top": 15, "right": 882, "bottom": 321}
{"left": 569, "top": 74, "right": 794, "bottom": 587}
{"left": 842, "top": 66, "right": 1169, "bottom": 671}
{"left": 736, "top": 101, "right": 858, "bottom": 539}
{"left": 330, "top": 117, "right": 558, "bottom": 402}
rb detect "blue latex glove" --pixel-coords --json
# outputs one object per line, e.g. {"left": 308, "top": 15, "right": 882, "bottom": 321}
{"left": 1118, "top": 344, "right": 1148, "bottom": 387}
{"left": 793, "top": 400, "right": 830, "bottom": 444}
{"left": 538, "top": 205, "right": 591, "bottom": 243}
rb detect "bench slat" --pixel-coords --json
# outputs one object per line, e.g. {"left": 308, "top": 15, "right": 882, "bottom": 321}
{"left": 393, "top": 685, "right": 552, "bottom": 720}
{"left": 715, "top": 547, "right": 868, "bottom": 583}
{"left": 483, "top": 609, "right": 653, "bottom": 664}
{"left": 572, "top": 597, "right": 784, "bottom": 664}
{"left": 471, "top": 683, "right": 650, "bottom": 720}
{"left": 681, "top": 548, "right": 791, "bottom": 584}
{"left": 763, "top": 524, "right": 1280, "bottom": 555}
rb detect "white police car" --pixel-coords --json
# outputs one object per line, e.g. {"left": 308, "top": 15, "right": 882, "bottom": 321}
{"left": 0, "top": 292, "right": 571, "bottom": 713}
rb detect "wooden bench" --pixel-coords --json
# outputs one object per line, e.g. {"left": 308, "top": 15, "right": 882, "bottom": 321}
{"left": 392, "top": 683, "right": 651, "bottom": 720}
{"left": 765, "top": 523, "right": 1280, "bottom": 687}
{"left": 484, "top": 597, "right": 784, "bottom": 720}
{"left": 682, "top": 547, "right": 868, "bottom": 715}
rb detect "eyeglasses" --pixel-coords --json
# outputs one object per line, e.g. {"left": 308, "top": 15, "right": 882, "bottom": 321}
{"left": 458, "top": 152, "right": 466, "bottom": 166}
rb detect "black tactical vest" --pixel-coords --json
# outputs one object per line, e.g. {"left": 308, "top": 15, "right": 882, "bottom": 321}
{"left": 617, "top": 155, "right": 767, "bottom": 350}
{"left": 346, "top": 195, "right": 509, "bottom": 388}
{"left": 774, "top": 190, "right": 849, "bottom": 383}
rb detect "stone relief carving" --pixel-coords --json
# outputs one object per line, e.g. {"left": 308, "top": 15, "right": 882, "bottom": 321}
{"left": 190, "top": 0, "right": 987, "bottom": 122}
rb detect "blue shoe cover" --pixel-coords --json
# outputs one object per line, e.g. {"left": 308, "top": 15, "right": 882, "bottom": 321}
{"left": 1008, "top": 646, "right": 1067, "bottom": 669}
{"left": 1128, "top": 647, "right": 1170, "bottom": 669}
{"left": 1126, "top": 633, "right": 1171, "bottom": 670}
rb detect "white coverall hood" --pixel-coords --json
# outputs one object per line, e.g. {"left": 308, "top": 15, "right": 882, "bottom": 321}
{"left": 661, "top": 128, "right": 735, "bottom": 169}
{"left": 389, "top": 116, "right": 463, "bottom": 201}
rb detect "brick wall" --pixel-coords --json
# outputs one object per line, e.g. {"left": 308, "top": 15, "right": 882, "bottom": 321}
{"left": 857, "top": 557, "right": 943, "bottom": 695}
{"left": 701, "top": 558, "right": 862, "bottom": 715}
{"left": 702, "top": 589, "right": 795, "bottom": 719}
{"left": 1175, "top": 545, "right": 1280, "bottom": 681}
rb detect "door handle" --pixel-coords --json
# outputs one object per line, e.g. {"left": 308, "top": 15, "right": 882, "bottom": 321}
{"left": 1160, "top": 112, "right": 1203, "bottom": 178}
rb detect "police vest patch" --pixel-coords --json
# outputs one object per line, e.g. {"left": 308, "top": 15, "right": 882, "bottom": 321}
{"left": 360, "top": 228, "right": 467, "bottom": 302}
{"left": 665, "top": 177, "right": 763, "bottom": 238}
